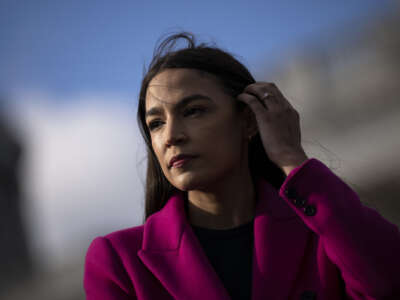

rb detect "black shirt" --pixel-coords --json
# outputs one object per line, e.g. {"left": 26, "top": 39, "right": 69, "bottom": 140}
{"left": 191, "top": 219, "right": 254, "bottom": 300}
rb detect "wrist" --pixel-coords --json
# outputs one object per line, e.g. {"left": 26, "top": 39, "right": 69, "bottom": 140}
{"left": 274, "top": 151, "right": 308, "bottom": 176}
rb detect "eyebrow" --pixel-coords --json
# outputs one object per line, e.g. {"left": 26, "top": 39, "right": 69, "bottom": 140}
{"left": 145, "top": 94, "right": 213, "bottom": 118}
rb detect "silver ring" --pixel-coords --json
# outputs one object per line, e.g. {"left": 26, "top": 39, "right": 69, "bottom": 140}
{"left": 262, "top": 92, "right": 269, "bottom": 99}
{"left": 261, "top": 92, "right": 272, "bottom": 101}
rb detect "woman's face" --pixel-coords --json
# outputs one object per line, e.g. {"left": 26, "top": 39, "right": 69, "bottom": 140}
{"left": 145, "top": 68, "right": 251, "bottom": 191}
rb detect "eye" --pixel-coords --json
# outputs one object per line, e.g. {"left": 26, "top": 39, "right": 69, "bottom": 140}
{"left": 148, "top": 120, "right": 162, "bottom": 131}
{"left": 148, "top": 107, "right": 206, "bottom": 131}
{"left": 184, "top": 106, "right": 206, "bottom": 117}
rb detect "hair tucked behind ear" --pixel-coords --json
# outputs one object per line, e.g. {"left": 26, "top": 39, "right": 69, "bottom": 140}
{"left": 137, "top": 31, "right": 286, "bottom": 223}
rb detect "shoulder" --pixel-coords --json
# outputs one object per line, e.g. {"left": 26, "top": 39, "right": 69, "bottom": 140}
{"left": 84, "top": 225, "right": 144, "bottom": 298}
{"left": 106, "top": 224, "right": 145, "bottom": 247}
{"left": 85, "top": 224, "right": 145, "bottom": 261}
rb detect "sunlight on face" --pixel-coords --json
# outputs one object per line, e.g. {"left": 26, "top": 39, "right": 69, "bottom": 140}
{"left": 145, "top": 68, "right": 248, "bottom": 191}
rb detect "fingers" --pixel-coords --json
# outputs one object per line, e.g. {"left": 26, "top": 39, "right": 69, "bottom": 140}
{"left": 243, "top": 82, "right": 293, "bottom": 110}
{"left": 244, "top": 82, "right": 281, "bottom": 98}
{"left": 237, "top": 90, "right": 281, "bottom": 114}
{"left": 236, "top": 92, "right": 268, "bottom": 117}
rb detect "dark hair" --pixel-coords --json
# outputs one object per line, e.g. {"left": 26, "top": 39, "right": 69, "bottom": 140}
{"left": 137, "top": 32, "right": 286, "bottom": 223}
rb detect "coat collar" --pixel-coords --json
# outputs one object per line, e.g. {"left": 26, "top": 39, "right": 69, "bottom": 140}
{"left": 138, "top": 177, "right": 310, "bottom": 300}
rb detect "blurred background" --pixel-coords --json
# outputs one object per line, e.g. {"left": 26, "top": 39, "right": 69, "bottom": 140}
{"left": 1, "top": 0, "right": 399, "bottom": 299}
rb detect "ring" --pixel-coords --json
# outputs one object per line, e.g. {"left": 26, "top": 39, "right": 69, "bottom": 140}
{"left": 261, "top": 92, "right": 270, "bottom": 100}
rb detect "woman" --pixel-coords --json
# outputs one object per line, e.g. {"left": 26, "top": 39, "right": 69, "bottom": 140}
{"left": 84, "top": 32, "right": 400, "bottom": 300}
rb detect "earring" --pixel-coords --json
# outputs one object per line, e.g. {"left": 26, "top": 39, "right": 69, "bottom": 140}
{"left": 248, "top": 132, "right": 258, "bottom": 141}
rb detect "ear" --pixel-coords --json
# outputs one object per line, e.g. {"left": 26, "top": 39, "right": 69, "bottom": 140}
{"left": 241, "top": 105, "right": 258, "bottom": 138}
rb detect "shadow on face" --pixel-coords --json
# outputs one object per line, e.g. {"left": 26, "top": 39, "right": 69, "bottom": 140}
{"left": 144, "top": 68, "right": 252, "bottom": 192}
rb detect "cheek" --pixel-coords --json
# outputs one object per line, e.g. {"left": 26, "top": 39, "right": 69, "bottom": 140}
{"left": 198, "top": 112, "right": 237, "bottom": 138}
{"left": 199, "top": 117, "right": 243, "bottom": 159}
{"left": 151, "top": 138, "right": 178, "bottom": 182}
{"left": 217, "top": 113, "right": 242, "bottom": 140}
{"left": 151, "top": 139, "right": 164, "bottom": 167}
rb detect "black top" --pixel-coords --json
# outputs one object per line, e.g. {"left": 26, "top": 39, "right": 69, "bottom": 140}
{"left": 191, "top": 219, "right": 254, "bottom": 300}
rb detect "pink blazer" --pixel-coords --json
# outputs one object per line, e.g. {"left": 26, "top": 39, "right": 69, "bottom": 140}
{"left": 84, "top": 158, "right": 400, "bottom": 299}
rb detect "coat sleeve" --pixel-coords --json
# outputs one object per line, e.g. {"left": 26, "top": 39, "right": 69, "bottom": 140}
{"left": 84, "top": 236, "right": 137, "bottom": 300}
{"left": 279, "top": 158, "right": 400, "bottom": 299}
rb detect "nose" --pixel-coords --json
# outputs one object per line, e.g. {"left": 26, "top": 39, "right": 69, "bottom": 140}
{"left": 164, "top": 118, "right": 186, "bottom": 147}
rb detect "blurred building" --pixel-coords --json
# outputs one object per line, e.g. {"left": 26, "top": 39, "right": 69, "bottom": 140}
{"left": 261, "top": 10, "right": 400, "bottom": 226}
{"left": 0, "top": 105, "right": 33, "bottom": 292}
{"left": 0, "top": 104, "right": 85, "bottom": 300}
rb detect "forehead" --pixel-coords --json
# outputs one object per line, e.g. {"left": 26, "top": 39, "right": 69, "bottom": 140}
{"left": 146, "top": 68, "right": 222, "bottom": 106}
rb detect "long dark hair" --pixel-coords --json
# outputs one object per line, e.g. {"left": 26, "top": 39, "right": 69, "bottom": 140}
{"left": 137, "top": 32, "right": 286, "bottom": 223}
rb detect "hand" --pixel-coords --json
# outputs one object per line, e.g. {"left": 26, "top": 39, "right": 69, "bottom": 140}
{"left": 237, "top": 82, "right": 308, "bottom": 175}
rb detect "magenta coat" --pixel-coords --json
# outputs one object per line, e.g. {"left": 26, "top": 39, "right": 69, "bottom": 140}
{"left": 84, "top": 158, "right": 400, "bottom": 299}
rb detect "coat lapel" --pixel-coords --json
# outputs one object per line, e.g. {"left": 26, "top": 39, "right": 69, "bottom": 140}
{"left": 137, "top": 190, "right": 231, "bottom": 300}
{"left": 138, "top": 177, "right": 310, "bottom": 300}
{"left": 251, "top": 177, "right": 311, "bottom": 299}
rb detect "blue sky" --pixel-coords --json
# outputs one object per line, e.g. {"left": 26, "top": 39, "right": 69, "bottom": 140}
{"left": 0, "top": 0, "right": 395, "bottom": 102}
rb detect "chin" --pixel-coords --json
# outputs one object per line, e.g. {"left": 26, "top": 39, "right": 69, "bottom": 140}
{"left": 170, "top": 172, "right": 209, "bottom": 192}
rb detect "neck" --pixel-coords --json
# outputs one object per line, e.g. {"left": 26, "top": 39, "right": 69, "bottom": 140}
{"left": 185, "top": 171, "right": 257, "bottom": 230}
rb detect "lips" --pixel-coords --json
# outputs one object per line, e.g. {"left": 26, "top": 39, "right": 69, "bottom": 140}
{"left": 169, "top": 154, "right": 197, "bottom": 168}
